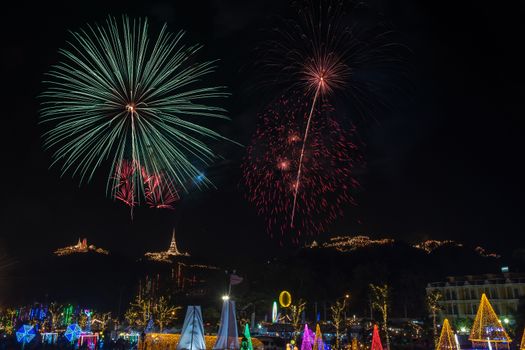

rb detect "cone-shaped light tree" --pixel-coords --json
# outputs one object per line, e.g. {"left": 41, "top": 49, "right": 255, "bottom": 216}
{"left": 436, "top": 319, "right": 459, "bottom": 350}
{"left": 371, "top": 324, "right": 384, "bottom": 350}
{"left": 313, "top": 324, "right": 323, "bottom": 350}
{"left": 469, "top": 293, "right": 511, "bottom": 349}
{"left": 301, "top": 324, "right": 314, "bottom": 350}
{"left": 519, "top": 328, "right": 525, "bottom": 350}
{"left": 242, "top": 324, "right": 253, "bottom": 350}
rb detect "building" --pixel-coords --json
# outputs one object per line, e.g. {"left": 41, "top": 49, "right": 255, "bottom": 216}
{"left": 426, "top": 270, "right": 525, "bottom": 321}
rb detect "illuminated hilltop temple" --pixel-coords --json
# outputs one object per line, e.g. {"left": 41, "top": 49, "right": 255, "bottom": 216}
{"left": 144, "top": 229, "right": 190, "bottom": 262}
{"left": 54, "top": 238, "right": 109, "bottom": 256}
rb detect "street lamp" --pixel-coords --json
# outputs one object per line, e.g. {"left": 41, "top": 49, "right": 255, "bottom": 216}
{"left": 222, "top": 295, "right": 230, "bottom": 301}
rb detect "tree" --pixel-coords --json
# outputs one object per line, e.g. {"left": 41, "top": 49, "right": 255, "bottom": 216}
{"left": 125, "top": 295, "right": 152, "bottom": 329}
{"left": 426, "top": 290, "right": 442, "bottom": 347}
{"left": 152, "top": 296, "right": 180, "bottom": 331}
{"left": 330, "top": 295, "right": 349, "bottom": 349}
{"left": 290, "top": 299, "right": 306, "bottom": 341}
{"left": 370, "top": 284, "right": 390, "bottom": 350}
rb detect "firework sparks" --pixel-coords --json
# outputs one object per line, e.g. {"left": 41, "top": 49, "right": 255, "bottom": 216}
{"left": 40, "top": 16, "right": 233, "bottom": 206}
{"left": 113, "top": 160, "right": 179, "bottom": 211}
{"left": 251, "top": 1, "right": 403, "bottom": 230}
{"left": 242, "top": 96, "right": 362, "bottom": 237}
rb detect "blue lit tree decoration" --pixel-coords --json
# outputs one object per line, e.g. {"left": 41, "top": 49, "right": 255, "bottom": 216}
{"left": 65, "top": 323, "right": 82, "bottom": 343}
{"left": 16, "top": 325, "right": 36, "bottom": 348}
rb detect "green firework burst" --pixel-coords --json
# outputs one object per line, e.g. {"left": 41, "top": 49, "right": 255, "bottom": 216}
{"left": 40, "top": 15, "right": 231, "bottom": 200}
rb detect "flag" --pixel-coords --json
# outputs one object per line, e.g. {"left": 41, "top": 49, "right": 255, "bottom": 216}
{"left": 230, "top": 274, "right": 243, "bottom": 285}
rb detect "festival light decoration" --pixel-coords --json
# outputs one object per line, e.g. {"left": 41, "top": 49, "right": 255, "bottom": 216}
{"left": 144, "top": 229, "right": 190, "bottom": 263}
{"left": 436, "top": 319, "right": 459, "bottom": 350}
{"left": 65, "top": 324, "right": 82, "bottom": 343}
{"left": 243, "top": 324, "right": 254, "bottom": 350}
{"left": 312, "top": 324, "right": 323, "bottom": 350}
{"left": 279, "top": 291, "right": 292, "bottom": 308}
{"left": 520, "top": 328, "right": 525, "bottom": 350}
{"left": 469, "top": 293, "right": 511, "bottom": 349}
{"left": 272, "top": 301, "right": 278, "bottom": 323}
{"left": 140, "top": 334, "right": 263, "bottom": 350}
{"left": 40, "top": 15, "right": 233, "bottom": 206}
{"left": 16, "top": 325, "right": 36, "bottom": 344}
{"left": 301, "top": 324, "right": 314, "bottom": 350}
{"left": 370, "top": 325, "right": 384, "bottom": 350}
{"left": 79, "top": 333, "right": 99, "bottom": 350}
{"left": 54, "top": 238, "right": 109, "bottom": 256}
{"left": 42, "top": 332, "right": 59, "bottom": 345}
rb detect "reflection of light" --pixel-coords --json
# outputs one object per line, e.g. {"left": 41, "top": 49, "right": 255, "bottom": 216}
{"left": 222, "top": 295, "right": 229, "bottom": 301}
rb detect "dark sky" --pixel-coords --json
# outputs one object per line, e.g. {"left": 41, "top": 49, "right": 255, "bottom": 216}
{"left": 1, "top": 0, "right": 524, "bottom": 264}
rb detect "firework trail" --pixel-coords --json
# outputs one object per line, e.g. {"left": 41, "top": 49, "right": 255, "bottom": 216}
{"left": 242, "top": 96, "right": 362, "bottom": 237}
{"left": 40, "top": 16, "right": 233, "bottom": 207}
{"left": 249, "top": 0, "right": 403, "bottom": 232}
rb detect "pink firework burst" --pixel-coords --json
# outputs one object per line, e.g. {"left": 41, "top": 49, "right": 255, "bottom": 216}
{"left": 242, "top": 96, "right": 362, "bottom": 238}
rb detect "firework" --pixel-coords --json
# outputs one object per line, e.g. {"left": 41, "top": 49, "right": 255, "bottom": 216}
{"left": 40, "top": 16, "right": 231, "bottom": 205}
{"left": 251, "top": 1, "right": 403, "bottom": 228}
{"left": 113, "top": 160, "right": 179, "bottom": 211}
{"left": 242, "top": 96, "right": 362, "bottom": 237}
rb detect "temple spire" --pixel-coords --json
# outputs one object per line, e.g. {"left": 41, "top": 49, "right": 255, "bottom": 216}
{"left": 168, "top": 229, "right": 181, "bottom": 255}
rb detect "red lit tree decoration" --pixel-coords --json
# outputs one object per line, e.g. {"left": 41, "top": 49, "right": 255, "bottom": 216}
{"left": 370, "top": 324, "right": 383, "bottom": 350}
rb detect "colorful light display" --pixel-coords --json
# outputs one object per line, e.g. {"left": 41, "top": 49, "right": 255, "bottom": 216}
{"left": 16, "top": 325, "right": 36, "bottom": 344}
{"left": 65, "top": 323, "right": 82, "bottom": 343}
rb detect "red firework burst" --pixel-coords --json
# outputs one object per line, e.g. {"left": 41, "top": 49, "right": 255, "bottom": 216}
{"left": 113, "top": 160, "right": 179, "bottom": 212}
{"left": 114, "top": 160, "right": 137, "bottom": 208}
{"left": 142, "top": 169, "right": 179, "bottom": 209}
{"left": 249, "top": 1, "right": 405, "bottom": 232}
{"left": 242, "top": 96, "right": 362, "bottom": 238}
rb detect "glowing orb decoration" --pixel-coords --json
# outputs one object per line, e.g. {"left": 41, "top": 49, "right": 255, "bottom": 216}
{"left": 65, "top": 323, "right": 82, "bottom": 342}
{"left": 16, "top": 325, "right": 36, "bottom": 344}
{"left": 279, "top": 291, "right": 292, "bottom": 308}
{"left": 272, "top": 301, "right": 278, "bottom": 323}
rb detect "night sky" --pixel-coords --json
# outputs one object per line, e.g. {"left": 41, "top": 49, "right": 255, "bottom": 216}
{"left": 1, "top": 0, "right": 524, "bottom": 265}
